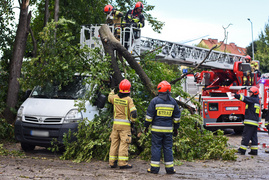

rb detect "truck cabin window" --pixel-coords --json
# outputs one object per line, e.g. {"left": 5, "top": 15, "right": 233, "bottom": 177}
{"left": 31, "top": 76, "right": 87, "bottom": 99}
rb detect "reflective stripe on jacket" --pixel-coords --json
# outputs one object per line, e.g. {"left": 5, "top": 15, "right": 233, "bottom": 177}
{"left": 123, "top": 9, "right": 145, "bottom": 28}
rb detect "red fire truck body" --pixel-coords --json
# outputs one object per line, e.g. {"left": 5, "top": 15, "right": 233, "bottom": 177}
{"left": 196, "top": 61, "right": 269, "bottom": 133}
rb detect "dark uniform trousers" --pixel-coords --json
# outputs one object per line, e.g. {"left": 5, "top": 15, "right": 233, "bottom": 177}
{"left": 239, "top": 124, "right": 258, "bottom": 154}
{"left": 150, "top": 132, "right": 174, "bottom": 173}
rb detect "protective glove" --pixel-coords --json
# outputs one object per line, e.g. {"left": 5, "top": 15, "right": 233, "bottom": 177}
{"left": 131, "top": 122, "right": 137, "bottom": 135}
{"left": 144, "top": 127, "right": 149, "bottom": 134}
{"left": 137, "top": 22, "right": 142, "bottom": 28}
{"left": 173, "top": 129, "right": 178, "bottom": 137}
{"left": 110, "top": 88, "right": 115, "bottom": 95}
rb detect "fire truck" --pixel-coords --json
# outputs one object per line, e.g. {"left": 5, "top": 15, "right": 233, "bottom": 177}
{"left": 193, "top": 62, "right": 269, "bottom": 133}
{"left": 80, "top": 24, "right": 269, "bottom": 133}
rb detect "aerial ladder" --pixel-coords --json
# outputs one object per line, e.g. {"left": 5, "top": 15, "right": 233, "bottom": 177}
{"left": 80, "top": 24, "right": 246, "bottom": 70}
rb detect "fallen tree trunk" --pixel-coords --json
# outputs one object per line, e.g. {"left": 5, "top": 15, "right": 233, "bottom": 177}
{"left": 98, "top": 25, "right": 123, "bottom": 86}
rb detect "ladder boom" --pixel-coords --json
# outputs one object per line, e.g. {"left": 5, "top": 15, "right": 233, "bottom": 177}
{"left": 140, "top": 37, "right": 245, "bottom": 70}
{"left": 80, "top": 25, "right": 246, "bottom": 70}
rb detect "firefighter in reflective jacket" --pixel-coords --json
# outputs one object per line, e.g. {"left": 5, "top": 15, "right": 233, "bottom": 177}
{"left": 123, "top": 2, "right": 145, "bottom": 28}
{"left": 104, "top": 4, "right": 123, "bottom": 40}
{"left": 243, "top": 55, "right": 252, "bottom": 85}
{"left": 108, "top": 79, "right": 137, "bottom": 169}
{"left": 245, "top": 55, "right": 259, "bottom": 72}
{"left": 144, "top": 81, "right": 181, "bottom": 174}
{"left": 122, "top": 2, "right": 145, "bottom": 49}
{"left": 232, "top": 86, "right": 260, "bottom": 155}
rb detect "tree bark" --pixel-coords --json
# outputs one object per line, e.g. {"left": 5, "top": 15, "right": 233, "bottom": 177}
{"left": 99, "top": 25, "right": 124, "bottom": 86}
{"left": 54, "top": 0, "right": 59, "bottom": 22}
{"left": 4, "top": 0, "right": 31, "bottom": 124}
{"left": 29, "top": 27, "right": 37, "bottom": 57}
{"left": 54, "top": 0, "right": 59, "bottom": 41}
{"left": 44, "top": 0, "right": 49, "bottom": 27}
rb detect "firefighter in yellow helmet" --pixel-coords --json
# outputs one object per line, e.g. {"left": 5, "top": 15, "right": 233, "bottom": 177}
{"left": 104, "top": 4, "right": 123, "bottom": 40}
{"left": 108, "top": 79, "right": 137, "bottom": 169}
{"left": 144, "top": 81, "right": 181, "bottom": 174}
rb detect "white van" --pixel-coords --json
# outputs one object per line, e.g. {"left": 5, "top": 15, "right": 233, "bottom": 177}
{"left": 14, "top": 75, "right": 105, "bottom": 151}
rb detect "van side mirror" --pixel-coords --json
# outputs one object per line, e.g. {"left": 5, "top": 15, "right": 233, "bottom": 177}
{"left": 24, "top": 89, "right": 32, "bottom": 100}
{"left": 96, "top": 93, "right": 107, "bottom": 109}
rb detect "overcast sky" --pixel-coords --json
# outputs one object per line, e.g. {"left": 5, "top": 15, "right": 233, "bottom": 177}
{"left": 142, "top": 0, "right": 269, "bottom": 48}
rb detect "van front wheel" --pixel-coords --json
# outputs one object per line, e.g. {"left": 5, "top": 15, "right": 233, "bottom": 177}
{"left": 21, "top": 143, "right": 35, "bottom": 151}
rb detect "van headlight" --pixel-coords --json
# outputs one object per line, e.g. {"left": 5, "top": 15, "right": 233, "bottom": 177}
{"left": 64, "top": 109, "right": 83, "bottom": 123}
{"left": 16, "top": 106, "right": 24, "bottom": 121}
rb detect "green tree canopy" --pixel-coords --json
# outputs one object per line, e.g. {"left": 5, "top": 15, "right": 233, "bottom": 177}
{"left": 255, "top": 20, "right": 269, "bottom": 73}
{"left": 0, "top": 0, "right": 15, "bottom": 68}
{"left": 0, "top": 0, "right": 15, "bottom": 113}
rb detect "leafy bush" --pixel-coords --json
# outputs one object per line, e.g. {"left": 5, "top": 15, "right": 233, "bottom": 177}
{"left": 0, "top": 144, "right": 24, "bottom": 157}
{"left": 138, "top": 110, "right": 237, "bottom": 161}
{"left": 0, "top": 118, "right": 14, "bottom": 140}
{"left": 61, "top": 108, "right": 237, "bottom": 163}
{"left": 60, "top": 109, "right": 113, "bottom": 163}
{"left": 0, "top": 69, "right": 8, "bottom": 114}
{"left": 173, "top": 109, "right": 237, "bottom": 161}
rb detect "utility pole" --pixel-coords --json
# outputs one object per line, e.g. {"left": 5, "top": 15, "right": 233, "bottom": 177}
{"left": 248, "top": 18, "right": 254, "bottom": 60}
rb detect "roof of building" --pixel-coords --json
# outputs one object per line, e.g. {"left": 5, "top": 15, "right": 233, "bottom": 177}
{"left": 199, "top": 38, "right": 246, "bottom": 56}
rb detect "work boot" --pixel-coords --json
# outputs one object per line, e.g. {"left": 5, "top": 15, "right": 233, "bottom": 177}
{"left": 248, "top": 151, "right": 258, "bottom": 155}
{"left": 237, "top": 149, "right": 245, "bottom": 155}
{"left": 166, "top": 168, "right": 176, "bottom": 174}
{"left": 147, "top": 168, "right": 158, "bottom": 174}
{"left": 110, "top": 160, "right": 118, "bottom": 168}
{"left": 119, "top": 164, "right": 132, "bottom": 169}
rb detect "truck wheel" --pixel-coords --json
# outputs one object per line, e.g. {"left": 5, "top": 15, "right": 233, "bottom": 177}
{"left": 21, "top": 143, "right": 35, "bottom": 151}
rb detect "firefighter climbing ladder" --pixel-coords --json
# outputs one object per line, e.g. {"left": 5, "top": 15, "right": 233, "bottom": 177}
{"left": 80, "top": 24, "right": 246, "bottom": 70}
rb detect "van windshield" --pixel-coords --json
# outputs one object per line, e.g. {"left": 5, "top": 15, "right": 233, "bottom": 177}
{"left": 30, "top": 76, "right": 87, "bottom": 99}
